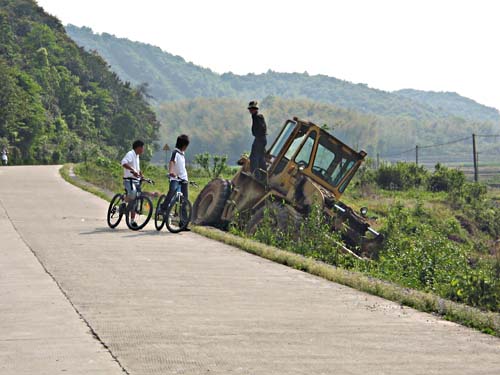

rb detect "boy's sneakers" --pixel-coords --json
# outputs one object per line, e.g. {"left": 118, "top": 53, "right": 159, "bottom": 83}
{"left": 130, "top": 221, "right": 138, "bottom": 229}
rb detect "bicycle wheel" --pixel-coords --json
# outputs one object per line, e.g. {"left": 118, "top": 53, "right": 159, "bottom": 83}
{"left": 126, "top": 195, "right": 153, "bottom": 231}
{"left": 107, "top": 193, "right": 125, "bottom": 228}
{"left": 165, "top": 196, "right": 192, "bottom": 233}
{"left": 154, "top": 194, "right": 167, "bottom": 231}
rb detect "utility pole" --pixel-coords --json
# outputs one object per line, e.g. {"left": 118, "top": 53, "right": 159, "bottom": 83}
{"left": 415, "top": 145, "right": 419, "bottom": 166}
{"left": 472, "top": 133, "right": 478, "bottom": 182}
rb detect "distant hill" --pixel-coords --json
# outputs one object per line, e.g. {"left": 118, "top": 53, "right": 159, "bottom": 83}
{"left": 0, "top": 1, "right": 159, "bottom": 164}
{"left": 65, "top": 25, "right": 231, "bottom": 102}
{"left": 156, "top": 96, "right": 499, "bottom": 164}
{"left": 395, "top": 89, "right": 500, "bottom": 123}
{"left": 66, "top": 25, "right": 500, "bottom": 123}
{"left": 65, "top": 25, "right": 499, "bottom": 164}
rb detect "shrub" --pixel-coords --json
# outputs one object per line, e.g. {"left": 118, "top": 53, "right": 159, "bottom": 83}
{"left": 375, "top": 162, "right": 429, "bottom": 190}
{"left": 352, "top": 157, "right": 377, "bottom": 191}
{"left": 427, "top": 163, "right": 466, "bottom": 192}
{"left": 194, "top": 152, "right": 229, "bottom": 178}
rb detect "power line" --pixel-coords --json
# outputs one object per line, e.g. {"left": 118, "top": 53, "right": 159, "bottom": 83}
{"left": 419, "top": 136, "right": 471, "bottom": 149}
{"left": 380, "top": 136, "right": 472, "bottom": 158}
{"left": 475, "top": 134, "right": 500, "bottom": 138}
{"left": 380, "top": 147, "right": 415, "bottom": 158}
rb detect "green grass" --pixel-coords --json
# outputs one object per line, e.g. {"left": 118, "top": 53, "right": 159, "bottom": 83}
{"left": 60, "top": 164, "right": 113, "bottom": 201}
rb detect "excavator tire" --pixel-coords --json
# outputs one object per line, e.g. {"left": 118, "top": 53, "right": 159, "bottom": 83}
{"left": 245, "top": 201, "right": 302, "bottom": 237}
{"left": 192, "top": 178, "right": 231, "bottom": 225}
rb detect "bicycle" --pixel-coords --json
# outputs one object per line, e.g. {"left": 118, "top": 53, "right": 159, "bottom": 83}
{"left": 107, "top": 177, "right": 155, "bottom": 230}
{"left": 155, "top": 180, "right": 198, "bottom": 233}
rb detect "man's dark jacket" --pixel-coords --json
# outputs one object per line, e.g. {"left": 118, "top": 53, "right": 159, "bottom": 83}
{"left": 251, "top": 113, "right": 267, "bottom": 138}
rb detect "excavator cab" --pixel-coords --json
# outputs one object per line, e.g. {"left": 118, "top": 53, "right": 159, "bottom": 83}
{"left": 266, "top": 118, "right": 366, "bottom": 200}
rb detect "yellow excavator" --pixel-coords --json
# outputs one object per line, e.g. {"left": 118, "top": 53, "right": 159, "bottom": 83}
{"left": 192, "top": 117, "right": 383, "bottom": 258}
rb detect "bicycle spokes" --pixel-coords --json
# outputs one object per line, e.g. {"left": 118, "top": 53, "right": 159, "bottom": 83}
{"left": 107, "top": 194, "right": 125, "bottom": 228}
{"left": 168, "top": 201, "right": 183, "bottom": 231}
{"left": 126, "top": 196, "right": 153, "bottom": 230}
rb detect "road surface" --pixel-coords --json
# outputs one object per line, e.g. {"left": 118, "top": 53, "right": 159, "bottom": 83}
{"left": 0, "top": 165, "right": 499, "bottom": 374}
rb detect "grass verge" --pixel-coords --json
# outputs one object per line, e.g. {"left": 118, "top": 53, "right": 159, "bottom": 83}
{"left": 60, "top": 164, "right": 500, "bottom": 337}
{"left": 60, "top": 164, "right": 113, "bottom": 201}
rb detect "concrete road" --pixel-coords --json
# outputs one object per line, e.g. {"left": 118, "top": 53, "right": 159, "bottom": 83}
{"left": 0, "top": 165, "right": 499, "bottom": 375}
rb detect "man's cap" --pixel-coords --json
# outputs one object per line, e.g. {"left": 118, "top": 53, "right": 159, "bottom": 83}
{"left": 248, "top": 100, "right": 259, "bottom": 110}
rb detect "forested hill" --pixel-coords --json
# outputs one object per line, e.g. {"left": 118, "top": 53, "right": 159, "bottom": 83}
{"left": 156, "top": 96, "right": 499, "bottom": 163}
{"left": 395, "top": 89, "right": 500, "bottom": 123}
{"left": 0, "top": 0, "right": 159, "bottom": 164}
{"left": 66, "top": 24, "right": 499, "bottom": 123}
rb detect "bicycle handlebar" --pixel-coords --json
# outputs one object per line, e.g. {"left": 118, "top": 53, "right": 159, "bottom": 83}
{"left": 141, "top": 177, "right": 154, "bottom": 185}
{"left": 170, "top": 177, "right": 198, "bottom": 188}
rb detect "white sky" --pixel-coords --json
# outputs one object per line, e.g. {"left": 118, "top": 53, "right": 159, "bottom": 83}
{"left": 37, "top": 0, "right": 500, "bottom": 110}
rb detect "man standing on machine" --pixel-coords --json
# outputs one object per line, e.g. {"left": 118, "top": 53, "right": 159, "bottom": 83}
{"left": 247, "top": 100, "right": 267, "bottom": 173}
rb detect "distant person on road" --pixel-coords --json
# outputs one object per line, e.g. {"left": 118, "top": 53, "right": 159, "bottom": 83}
{"left": 248, "top": 101, "right": 268, "bottom": 173}
{"left": 1, "top": 148, "right": 8, "bottom": 166}
{"left": 121, "top": 140, "right": 145, "bottom": 229}
{"left": 161, "top": 134, "right": 191, "bottom": 231}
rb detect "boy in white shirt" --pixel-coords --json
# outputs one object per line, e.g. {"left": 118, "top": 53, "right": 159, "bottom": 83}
{"left": 121, "top": 140, "right": 144, "bottom": 228}
{"left": 161, "top": 134, "right": 190, "bottom": 230}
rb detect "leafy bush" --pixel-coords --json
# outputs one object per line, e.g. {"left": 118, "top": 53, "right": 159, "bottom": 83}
{"left": 448, "top": 181, "right": 500, "bottom": 237}
{"left": 428, "top": 163, "right": 466, "bottom": 192}
{"left": 352, "top": 157, "right": 377, "bottom": 190}
{"left": 375, "top": 162, "right": 429, "bottom": 190}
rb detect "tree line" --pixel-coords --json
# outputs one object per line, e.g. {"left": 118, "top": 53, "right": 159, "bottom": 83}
{"left": 0, "top": 0, "right": 159, "bottom": 164}
{"left": 155, "top": 96, "right": 499, "bottom": 164}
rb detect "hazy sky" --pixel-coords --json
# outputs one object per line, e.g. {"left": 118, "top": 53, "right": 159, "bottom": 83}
{"left": 37, "top": 0, "right": 500, "bottom": 110}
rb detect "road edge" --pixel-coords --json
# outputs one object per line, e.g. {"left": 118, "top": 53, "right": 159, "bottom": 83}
{"left": 59, "top": 164, "right": 500, "bottom": 337}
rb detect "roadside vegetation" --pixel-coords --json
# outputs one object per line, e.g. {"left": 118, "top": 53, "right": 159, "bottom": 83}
{"left": 346, "top": 162, "right": 500, "bottom": 313}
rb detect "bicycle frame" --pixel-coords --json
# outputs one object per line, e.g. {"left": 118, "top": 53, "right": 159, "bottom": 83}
{"left": 124, "top": 178, "right": 154, "bottom": 212}
{"left": 167, "top": 180, "right": 197, "bottom": 206}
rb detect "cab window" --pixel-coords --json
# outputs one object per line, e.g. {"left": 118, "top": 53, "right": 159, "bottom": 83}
{"left": 312, "top": 140, "right": 337, "bottom": 182}
{"left": 312, "top": 135, "right": 357, "bottom": 187}
{"left": 270, "top": 121, "right": 296, "bottom": 157}
{"left": 294, "top": 131, "right": 316, "bottom": 166}
{"left": 284, "top": 125, "right": 308, "bottom": 160}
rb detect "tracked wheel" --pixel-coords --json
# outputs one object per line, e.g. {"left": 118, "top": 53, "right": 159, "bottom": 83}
{"left": 192, "top": 178, "right": 231, "bottom": 225}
